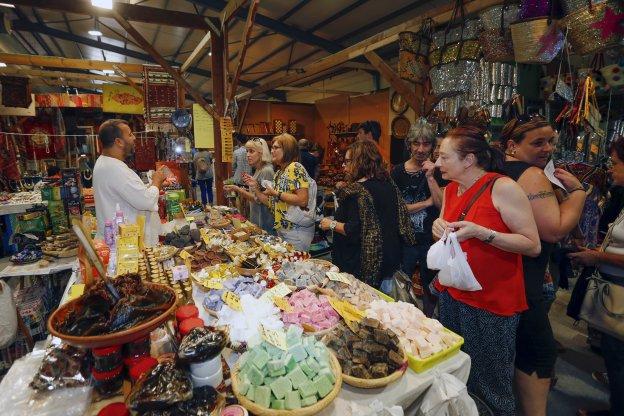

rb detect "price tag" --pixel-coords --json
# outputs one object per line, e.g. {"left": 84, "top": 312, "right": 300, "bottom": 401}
{"left": 328, "top": 297, "right": 364, "bottom": 323}
{"left": 326, "top": 272, "right": 353, "bottom": 285}
{"left": 222, "top": 291, "right": 242, "bottom": 311}
{"left": 259, "top": 324, "right": 287, "bottom": 350}
{"left": 272, "top": 296, "right": 293, "bottom": 312}
{"left": 172, "top": 265, "right": 189, "bottom": 282}
{"left": 261, "top": 282, "right": 292, "bottom": 300}
{"left": 163, "top": 259, "right": 175, "bottom": 270}
{"left": 179, "top": 250, "right": 193, "bottom": 260}
{"left": 202, "top": 234, "right": 211, "bottom": 245}
{"left": 203, "top": 278, "right": 224, "bottom": 290}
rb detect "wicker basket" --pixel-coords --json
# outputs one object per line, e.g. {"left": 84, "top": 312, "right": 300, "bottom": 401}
{"left": 560, "top": 1, "right": 623, "bottom": 56}
{"left": 231, "top": 351, "right": 342, "bottom": 416}
{"left": 341, "top": 345, "right": 408, "bottom": 389}
{"left": 478, "top": 4, "right": 519, "bottom": 62}
{"left": 398, "top": 30, "right": 430, "bottom": 84}
{"left": 561, "top": 0, "right": 607, "bottom": 15}
{"left": 510, "top": 17, "right": 562, "bottom": 64}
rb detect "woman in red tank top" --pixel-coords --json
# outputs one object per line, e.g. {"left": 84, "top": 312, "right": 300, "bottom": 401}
{"left": 431, "top": 126, "right": 540, "bottom": 416}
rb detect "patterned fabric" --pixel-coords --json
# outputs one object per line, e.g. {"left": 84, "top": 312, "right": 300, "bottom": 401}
{"left": 1, "top": 76, "right": 31, "bottom": 108}
{"left": 336, "top": 183, "right": 383, "bottom": 285}
{"left": 439, "top": 291, "right": 520, "bottom": 416}
{"left": 232, "top": 147, "right": 252, "bottom": 184}
{"left": 270, "top": 162, "right": 309, "bottom": 230}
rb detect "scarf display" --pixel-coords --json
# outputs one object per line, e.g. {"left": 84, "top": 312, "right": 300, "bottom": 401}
{"left": 1, "top": 76, "right": 32, "bottom": 108}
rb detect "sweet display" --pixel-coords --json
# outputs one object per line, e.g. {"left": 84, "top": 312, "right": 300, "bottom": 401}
{"left": 142, "top": 252, "right": 192, "bottom": 303}
{"left": 41, "top": 232, "right": 79, "bottom": 258}
{"left": 30, "top": 344, "right": 90, "bottom": 391}
{"left": 202, "top": 276, "right": 267, "bottom": 312}
{"left": 282, "top": 289, "right": 340, "bottom": 332}
{"left": 177, "top": 326, "right": 228, "bottom": 363}
{"left": 323, "top": 318, "right": 405, "bottom": 379}
{"left": 234, "top": 326, "right": 337, "bottom": 410}
{"left": 276, "top": 260, "right": 335, "bottom": 288}
{"left": 217, "top": 294, "right": 284, "bottom": 344}
{"left": 321, "top": 274, "right": 384, "bottom": 311}
{"left": 163, "top": 225, "right": 201, "bottom": 248}
{"left": 127, "top": 359, "right": 194, "bottom": 412}
{"left": 366, "top": 300, "right": 462, "bottom": 359}
{"left": 56, "top": 274, "right": 174, "bottom": 336}
{"left": 184, "top": 247, "right": 230, "bottom": 272}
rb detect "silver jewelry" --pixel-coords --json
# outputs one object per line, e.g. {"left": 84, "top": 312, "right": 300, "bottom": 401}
{"left": 483, "top": 229, "right": 497, "bottom": 243}
{"left": 329, "top": 220, "right": 337, "bottom": 232}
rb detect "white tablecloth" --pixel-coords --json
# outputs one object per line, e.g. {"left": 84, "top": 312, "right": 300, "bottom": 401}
{"left": 0, "top": 200, "right": 47, "bottom": 216}
{"left": 0, "top": 257, "right": 77, "bottom": 278}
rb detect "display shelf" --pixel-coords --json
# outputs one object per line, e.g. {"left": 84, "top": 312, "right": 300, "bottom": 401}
{"left": 0, "top": 201, "right": 48, "bottom": 216}
{"left": 0, "top": 257, "right": 77, "bottom": 278}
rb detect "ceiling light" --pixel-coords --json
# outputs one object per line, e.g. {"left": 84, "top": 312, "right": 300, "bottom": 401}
{"left": 208, "top": 52, "right": 212, "bottom": 56}
{"left": 102, "top": 69, "right": 114, "bottom": 74}
{"left": 91, "top": 0, "right": 113, "bottom": 9}
{"left": 0, "top": 63, "right": 6, "bottom": 67}
{"left": 0, "top": 3, "right": 15, "bottom": 8}
{"left": 88, "top": 30, "right": 102, "bottom": 36}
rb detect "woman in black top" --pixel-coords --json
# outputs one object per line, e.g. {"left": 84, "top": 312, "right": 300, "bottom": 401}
{"left": 319, "top": 140, "right": 415, "bottom": 291}
{"left": 501, "top": 115, "right": 586, "bottom": 416}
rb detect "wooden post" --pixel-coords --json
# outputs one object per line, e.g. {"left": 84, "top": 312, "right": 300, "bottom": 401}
{"left": 228, "top": 0, "right": 259, "bottom": 105}
{"left": 212, "top": 31, "right": 228, "bottom": 205}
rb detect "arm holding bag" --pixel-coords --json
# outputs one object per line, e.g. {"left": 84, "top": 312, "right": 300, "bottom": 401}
{"left": 427, "top": 232, "right": 482, "bottom": 292}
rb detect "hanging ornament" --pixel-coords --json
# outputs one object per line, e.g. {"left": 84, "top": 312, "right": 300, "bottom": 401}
{"left": 590, "top": 6, "right": 624, "bottom": 40}
{"left": 538, "top": 22, "right": 564, "bottom": 58}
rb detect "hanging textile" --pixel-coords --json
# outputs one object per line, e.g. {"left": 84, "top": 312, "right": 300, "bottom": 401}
{"left": 143, "top": 66, "right": 178, "bottom": 126}
{"left": 1, "top": 76, "right": 32, "bottom": 108}
{"left": 133, "top": 135, "right": 157, "bottom": 171}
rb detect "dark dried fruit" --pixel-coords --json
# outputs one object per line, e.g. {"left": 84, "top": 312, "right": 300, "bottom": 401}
{"left": 177, "top": 326, "right": 228, "bottom": 363}
{"left": 128, "top": 360, "right": 193, "bottom": 412}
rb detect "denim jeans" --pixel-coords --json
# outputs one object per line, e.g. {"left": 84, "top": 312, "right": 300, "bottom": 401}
{"left": 197, "top": 178, "right": 213, "bottom": 206}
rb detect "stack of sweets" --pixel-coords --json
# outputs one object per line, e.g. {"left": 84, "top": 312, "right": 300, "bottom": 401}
{"left": 282, "top": 289, "right": 340, "bottom": 331}
{"left": 217, "top": 294, "right": 283, "bottom": 343}
{"left": 276, "top": 261, "right": 334, "bottom": 288}
{"left": 203, "top": 277, "right": 267, "bottom": 311}
{"left": 322, "top": 277, "right": 383, "bottom": 311}
{"left": 236, "top": 326, "right": 336, "bottom": 410}
{"left": 366, "top": 300, "right": 461, "bottom": 359}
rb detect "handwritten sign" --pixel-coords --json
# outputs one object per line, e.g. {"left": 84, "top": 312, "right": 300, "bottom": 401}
{"left": 222, "top": 291, "right": 242, "bottom": 311}
{"left": 326, "top": 272, "right": 353, "bottom": 285}
{"left": 328, "top": 297, "right": 364, "bottom": 323}
{"left": 260, "top": 282, "right": 292, "bottom": 302}
{"left": 193, "top": 103, "right": 215, "bottom": 149}
{"left": 272, "top": 296, "right": 293, "bottom": 312}
{"left": 220, "top": 116, "right": 234, "bottom": 163}
{"left": 202, "top": 277, "right": 224, "bottom": 290}
{"left": 172, "top": 265, "right": 189, "bottom": 282}
{"left": 179, "top": 250, "right": 193, "bottom": 260}
{"left": 259, "top": 324, "right": 287, "bottom": 350}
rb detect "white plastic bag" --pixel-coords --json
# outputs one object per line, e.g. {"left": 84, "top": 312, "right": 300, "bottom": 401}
{"left": 427, "top": 232, "right": 482, "bottom": 292}
{"left": 0, "top": 280, "right": 18, "bottom": 348}
{"left": 349, "top": 399, "right": 404, "bottom": 416}
{"left": 419, "top": 372, "right": 478, "bottom": 416}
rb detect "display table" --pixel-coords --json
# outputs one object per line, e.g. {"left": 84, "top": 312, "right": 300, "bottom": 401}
{"left": 0, "top": 200, "right": 47, "bottom": 216}
{"left": 0, "top": 257, "right": 77, "bottom": 278}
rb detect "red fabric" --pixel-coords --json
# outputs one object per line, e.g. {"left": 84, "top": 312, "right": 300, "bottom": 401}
{"left": 0, "top": 133, "right": 20, "bottom": 180}
{"left": 435, "top": 173, "right": 527, "bottom": 316}
{"left": 21, "top": 119, "right": 66, "bottom": 160}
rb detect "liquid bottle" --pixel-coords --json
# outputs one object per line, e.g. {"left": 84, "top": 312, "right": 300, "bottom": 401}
{"left": 104, "top": 220, "right": 114, "bottom": 247}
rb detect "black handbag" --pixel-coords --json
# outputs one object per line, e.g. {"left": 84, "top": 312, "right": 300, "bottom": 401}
{"left": 567, "top": 266, "right": 595, "bottom": 321}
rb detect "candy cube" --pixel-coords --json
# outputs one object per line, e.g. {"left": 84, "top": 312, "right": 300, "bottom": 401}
{"left": 301, "top": 395, "right": 318, "bottom": 407}
{"left": 248, "top": 365, "right": 265, "bottom": 386}
{"left": 314, "top": 374, "right": 333, "bottom": 398}
{"left": 271, "top": 399, "right": 286, "bottom": 410}
{"left": 287, "top": 366, "right": 309, "bottom": 389}
{"left": 285, "top": 390, "right": 302, "bottom": 410}
{"left": 246, "top": 384, "right": 256, "bottom": 401}
{"left": 255, "top": 385, "right": 271, "bottom": 408}
{"left": 269, "top": 376, "right": 293, "bottom": 400}
{"left": 252, "top": 349, "right": 269, "bottom": 370}
{"left": 288, "top": 342, "right": 308, "bottom": 362}
{"left": 298, "top": 380, "right": 317, "bottom": 399}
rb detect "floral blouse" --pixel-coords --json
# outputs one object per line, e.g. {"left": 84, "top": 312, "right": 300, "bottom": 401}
{"left": 270, "top": 162, "right": 309, "bottom": 230}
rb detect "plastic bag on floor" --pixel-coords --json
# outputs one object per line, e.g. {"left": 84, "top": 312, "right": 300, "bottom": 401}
{"left": 349, "top": 399, "right": 404, "bottom": 416}
{"left": 419, "top": 372, "right": 478, "bottom": 416}
{"left": 0, "top": 350, "right": 92, "bottom": 416}
{"left": 427, "top": 232, "right": 482, "bottom": 292}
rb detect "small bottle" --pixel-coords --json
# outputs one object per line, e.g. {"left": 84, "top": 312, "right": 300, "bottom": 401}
{"left": 114, "top": 203, "right": 125, "bottom": 229}
{"left": 104, "top": 220, "right": 114, "bottom": 247}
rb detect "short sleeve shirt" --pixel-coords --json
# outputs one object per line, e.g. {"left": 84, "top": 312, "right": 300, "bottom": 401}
{"left": 270, "top": 162, "right": 309, "bottom": 230}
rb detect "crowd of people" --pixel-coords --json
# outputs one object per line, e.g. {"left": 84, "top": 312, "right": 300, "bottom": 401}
{"left": 92, "top": 116, "right": 624, "bottom": 416}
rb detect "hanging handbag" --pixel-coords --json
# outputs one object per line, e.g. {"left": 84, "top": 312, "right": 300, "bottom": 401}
{"left": 560, "top": 0, "right": 623, "bottom": 56}
{"left": 428, "top": 0, "right": 481, "bottom": 98}
{"left": 579, "top": 211, "right": 624, "bottom": 341}
{"left": 478, "top": 2, "right": 518, "bottom": 62}
{"left": 600, "top": 61, "right": 624, "bottom": 88}
{"left": 510, "top": 0, "right": 563, "bottom": 64}
{"left": 398, "top": 19, "right": 433, "bottom": 84}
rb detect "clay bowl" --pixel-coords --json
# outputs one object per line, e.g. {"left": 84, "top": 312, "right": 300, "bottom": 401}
{"left": 47, "top": 282, "right": 177, "bottom": 348}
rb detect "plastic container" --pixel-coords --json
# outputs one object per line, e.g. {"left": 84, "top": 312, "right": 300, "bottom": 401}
{"left": 128, "top": 356, "right": 159, "bottom": 383}
{"left": 97, "top": 402, "right": 130, "bottom": 416}
{"left": 179, "top": 317, "right": 204, "bottom": 337}
{"left": 189, "top": 354, "right": 222, "bottom": 378}
{"left": 92, "top": 365, "right": 124, "bottom": 396}
{"left": 190, "top": 365, "right": 223, "bottom": 388}
{"left": 104, "top": 220, "right": 114, "bottom": 247}
{"left": 176, "top": 305, "right": 199, "bottom": 324}
{"left": 92, "top": 345, "right": 122, "bottom": 372}
{"left": 114, "top": 204, "right": 125, "bottom": 230}
{"left": 407, "top": 329, "right": 464, "bottom": 373}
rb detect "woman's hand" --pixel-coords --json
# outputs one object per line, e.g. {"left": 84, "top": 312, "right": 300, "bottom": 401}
{"left": 223, "top": 184, "right": 239, "bottom": 193}
{"left": 422, "top": 160, "right": 436, "bottom": 178}
{"left": 553, "top": 168, "right": 583, "bottom": 192}
{"left": 568, "top": 247, "right": 601, "bottom": 266}
{"left": 263, "top": 187, "right": 279, "bottom": 197}
{"left": 446, "top": 221, "right": 488, "bottom": 242}
{"left": 242, "top": 174, "right": 258, "bottom": 189}
{"left": 319, "top": 217, "right": 332, "bottom": 231}
{"left": 432, "top": 218, "right": 449, "bottom": 240}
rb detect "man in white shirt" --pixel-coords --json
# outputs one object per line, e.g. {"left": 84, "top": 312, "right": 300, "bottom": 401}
{"left": 93, "top": 119, "right": 165, "bottom": 246}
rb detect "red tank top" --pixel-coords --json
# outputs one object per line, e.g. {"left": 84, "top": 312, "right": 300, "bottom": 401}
{"left": 435, "top": 173, "right": 527, "bottom": 316}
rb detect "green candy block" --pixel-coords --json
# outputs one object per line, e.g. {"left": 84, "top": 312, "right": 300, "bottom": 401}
{"left": 255, "top": 385, "right": 271, "bottom": 408}
{"left": 288, "top": 343, "right": 308, "bottom": 362}
{"left": 252, "top": 349, "right": 270, "bottom": 370}
{"left": 319, "top": 367, "right": 336, "bottom": 384}
{"left": 246, "top": 385, "right": 256, "bottom": 401}
{"left": 301, "top": 395, "right": 318, "bottom": 407}
{"left": 306, "top": 356, "right": 321, "bottom": 374}
{"left": 271, "top": 399, "right": 286, "bottom": 410}
{"left": 287, "top": 366, "right": 309, "bottom": 389}
{"left": 299, "top": 360, "right": 317, "bottom": 378}
{"left": 283, "top": 353, "right": 297, "bottom": 372}
{"left": 267, "top": 359, "right": 284, "bottom": 372}
{"left": 264, "top": 376, "right": 275, "bottom": 386}
{"left": 285, "top": 390, "right": 302, "bottom": 410}
{"left": 298, "top": 380, "right": 317, "bottom": 399}
{"left": 264, "top": 342, "right": 284, "bottom": 358}
{"left": 248, "top": 365, "right": 265, "bottom": 386}
{"left": 315, "top": 374, "right": 333, "bottom": 398}
{"left": 286, "top": 325, "right": 304, "bottom": 347}
{"left": 269, "top": 376, "right": 293, "bottom": 400}
{"left": 269, "top": 367, "right": 286, "bottom": 378}
{"left": 238, "top": 377, "right": 251, "bottom": 396}
{"left": 238, "top": 350, "right": 254, "bottom": 369}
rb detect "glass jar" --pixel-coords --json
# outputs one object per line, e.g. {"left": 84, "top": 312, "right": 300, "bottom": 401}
{"left": 92, "top": 365, "right": 123, "bottom": 396}
{"left": 92, "top": 345, "right": 122, "bottom": 372}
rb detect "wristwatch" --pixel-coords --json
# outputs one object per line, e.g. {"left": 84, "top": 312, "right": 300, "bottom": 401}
{"left": 483, "top": 229, "right": 497, "bottom": 244}
{"left": 329, "top": 220, "right": 337, "bottom": 232}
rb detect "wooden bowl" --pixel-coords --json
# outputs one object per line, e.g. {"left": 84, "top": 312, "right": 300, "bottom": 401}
{"left": 341, "top": 345, "right": 408, "bottom": 389}
{"left": 47, "top": 282, "right": 177, "bottom": 348}
{"left": 236, "top": 266, "right": 262, "bottom": 276}
{"left": 232, "top": 352, "right": 342, "bottom": 416}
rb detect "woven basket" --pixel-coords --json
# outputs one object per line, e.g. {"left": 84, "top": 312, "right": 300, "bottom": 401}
{"left": 510, "top": 17, "right": 561, "bottom": 64}
{"left": 398, "top": 31, "right": 430, "bottom": 84}
{"left": 560, "top": 1, "right": 623, "bottom": 56}
{"left": 231, "top": 351, "right": 342, "bottom": 416}
{"left": 341, "top": 345, "right": 408, "bottom": 389}
{"left": 429, "top": 60, "right": 481, "bottom": 98}
{"left": 478, "top": 4, "right": 519, "bottom": 62}
{"left": 561, "top": 0, "right": 607, "bottom": 15}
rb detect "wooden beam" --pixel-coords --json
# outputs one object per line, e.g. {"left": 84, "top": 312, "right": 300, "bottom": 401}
{"left": 111, "top": 11, "right": 221, "bottom": 121}
{"left": 10, "top": 0, "right": 213, "bottom": 30}
{"left": 0, "top": 67, "right": 140, "bottom": 84}
{"left": 0, "top": 52, "right": 144, "bottom": 73}
{"left": 228, "top": 0, "right": 259, "bottom": 105}
{"left": 112, "top": 65, "right": 144, "bottom": 95}
{"left": 211, "top": 32, "right": 228, "bottom": 204}
{"left": 342, "top": 62, "right": 377, "bottom": 71}
{"left": 31, "top": 79, "right": 105, "bottom": 89}
{"left": 236, "top": 0, "right": 503, "bottom": 100}
{"left": 364, "top": 51, "right": 421, "bottom": 113}
{"left": 220, "top": 0, "right": 249, "bottom": 26}
{"left": 181, "top": 31, "right": 211, "bottom": 74}
{"left": 277, "top": 86, "right": 362, "bottom": 95}
{"left": 236, "top": 98, "right": 250, "bottom": 132}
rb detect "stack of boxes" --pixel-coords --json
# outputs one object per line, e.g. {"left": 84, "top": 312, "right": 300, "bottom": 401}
{"left": 41, "top": 168, "right": 83, "bottom": 235}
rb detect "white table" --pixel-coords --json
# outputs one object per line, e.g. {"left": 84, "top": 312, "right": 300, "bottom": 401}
{"left": 0, "top": 200, "right": 47, "bottom": 216}
{"left": 0, "top": 257, "right": 77, "bottom": 278}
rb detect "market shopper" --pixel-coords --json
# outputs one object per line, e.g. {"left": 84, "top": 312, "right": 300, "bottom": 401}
{"left": 298, "top": 139, "right": 319, "bottom": 179}
{"left": 245, "top": 133, "right": 315, "bottom": 251}
{"left": 93, "top": 119, "right": 165, "bottom": 246}
{"left": 193, "top": 149, "right": 213, "bottom": 206}
{"left": 225, "top": 138, "right": 275, "bottom": 234}
{"left": 232, "top": 133, "right": 252, "bottom": 185}
{"left": 569, "top": 135, "right": 624, "bottom": 416}
{"left": 391, "top": 120, "right": 442, "bottom": 316}
{"left": 356, "top": 120, "right": 382, "bottom": 143}
{"left": 320, "top": 140, "right": 415, "bottom": 292}
{"left": 432, "top": 126, "right": 540, "bottom": 416}
{"left": 501, "top": 115, "right": 587, "bottom": 416}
